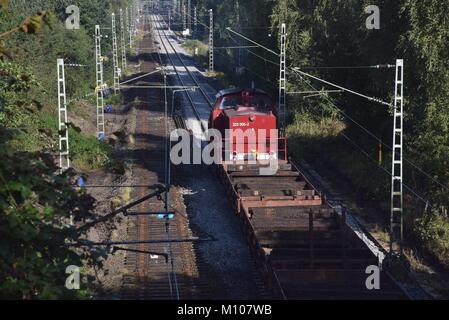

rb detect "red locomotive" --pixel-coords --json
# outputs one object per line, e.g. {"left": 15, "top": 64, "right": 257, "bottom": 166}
{"left": 209, "top": 88, "right": 287, "bottom": 163}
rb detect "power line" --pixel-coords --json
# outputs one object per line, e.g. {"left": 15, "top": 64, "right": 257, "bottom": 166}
{"left": 340, "top": 131, "right": 431, "bottom": 207}
{"left": 226, "top": 24, "right": 433, "bottom": 203}
{"left": 226, "top": 27, "right": 279, "bottom": 57}
{"left": 289, "top": 70, "right": 449, "bottom": 193}
{"left": 296, "top": 74, "right": 432, "bottom": 207}
{"left": 297, "top": 64, "right": 396, "bottom": 70}
{"left": 185, "top": 14, "right": 448, "bottom": 197}
{"left": 227, "top": 32, "right": 279, "bottom": 67}
{"left": 213, "top": 44, "right": 277, "bottom": 87}
{"left": 225, "top": 30, "right": 448, "bottom": 193}
{"left": 291, "top": 68, "right": 391, "bottom": 107}
{"left": 184, "top": 9, "right": 210, "bottom": 30}
{"left": 214, "top": 46, "right": 259, "bottom": 49}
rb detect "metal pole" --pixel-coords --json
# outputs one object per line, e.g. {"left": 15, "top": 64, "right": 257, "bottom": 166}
{"left": 187, "top": 0, "right": 191, "bottom": 31}
{"left": 193, "top": 6, "right": 197, "bottom": 33}
{"left": 95, "top": 25, "right": 105, "bottom": 139}
{"left": 58, "top": 58, "right": 72, "bottom": 226}
{"left": 390, "top": 59, "right": 404, "bottom": 257}
{"left": 182, "top": 2, "right": 187, "bottom": 32}
{"left": 163, "top": 73, "right": 170, "bottom": 212}
{"left": 57, "top": 59, "right": 70, "bottom": 171}
{"left": 112, "top": 13, "right": 120, "bottom": 92}
{"left": 126, "top": 7, "right": 132, "bottom": 49}
{"left": 168, "top": 12, "right": 171, "bottom": 31}
{"left": 278, "top": 23, "right": 286, "bottom": 129}
{"left": 131, "top": 4, "right": 136, "bottom": 45}
{"left": 120, "top": 9, "right": 127, "bottom": 73}
{"left": 209, "top": 9, "right": 214, "bottom": 73}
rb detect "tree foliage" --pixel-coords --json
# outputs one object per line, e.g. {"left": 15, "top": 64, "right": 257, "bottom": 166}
{"left": 192, "top": 0, "right": 449, "bottom": 266}
{"left": 0, "top": 0, "right": 131, "bottom": 299}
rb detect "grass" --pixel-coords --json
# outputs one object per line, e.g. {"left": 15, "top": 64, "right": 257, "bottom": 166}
{"left": 287, "top": 114, "right": 346, "bottom": 137}
{"left": 181, "top": 39, "right": 209, "bottom": 69}
{"left": 105, "top": 93, "right": 123, "bottom": 106}
{"left": 8, "top": 111, "right": 57, "bottom": 152}
{"left": 208, "top": 70, "right": 225, "bottom": 78}
{"left": 286, "top": 112, "right": 346, "bottom": 158}
{"left": 415, "top": 211, "right": 449, "bottom": 268}
{"left": 182, "top": 39, "right": 209, "bottom": 56}
{"left": 69, "top": 127, "right": 114, "bottom": 172}
{"left": 287, "top": 109, "right": 449, "bottom": 278}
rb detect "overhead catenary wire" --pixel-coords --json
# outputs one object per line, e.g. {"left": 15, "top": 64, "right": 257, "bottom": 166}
{"left": 340, "top": 131, "right": 432, "bottom": 207}
{"left": 292, "top": 70, "right": 432, "bottom": 206}
{"left": 214, "top": 46, "right": 259, "bottom": 49}
{"left": 297, "top": 64, "right": 396, "bottom": 70}
{"left": 289, "top": 70, "right": 449, "bottom": 193}
{"left": 163, "top": 6, "right": 444, "bottom": 205}
{"left": 291, "top": 68, "right": 391, "bottom": 107}
{"left": 296, "top": 75, "right": 433, "bottom": 207}
{"left": 227, "top": 28, "right": 448, "bottom": 193}
{"left": 213, "top": 45, "right": 277, "bottom": 87}
{"left": 226, "top": 27, "right": 280, "bottom": 57}
{"left": 183, "top": 9, "right": 210, "bottom": 30}
{"left": 227, "top": 31, "right": 280, "bottom": 67}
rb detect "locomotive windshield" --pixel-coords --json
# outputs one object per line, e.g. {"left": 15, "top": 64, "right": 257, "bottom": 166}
{"left": 251, "top": 94, "right": 272, "bottom": 111}
{"left": 220, "top": 96, "right": 243, "bottom": 109}
{"left": 219, "top": 93, "right": 273, "bottom": 111}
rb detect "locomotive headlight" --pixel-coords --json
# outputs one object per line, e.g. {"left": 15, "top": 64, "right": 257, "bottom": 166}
{"left": 249, "top": 115, "right": 255, "bottom": 122}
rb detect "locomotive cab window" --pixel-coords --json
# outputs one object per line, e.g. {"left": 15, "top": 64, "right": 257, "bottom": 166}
{"left": 220, "top": 96, "right": 242, "bottom": 109}
{"left": 251, "top": 94, "right": 273, "bottom": 111}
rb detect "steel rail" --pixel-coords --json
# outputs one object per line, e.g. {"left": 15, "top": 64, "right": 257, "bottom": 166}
{"left": 152, "top": 15, "right": 204, "bottom": 128}
{"left": 151, "top": 15, "right": 212, "bottom": 134}
{"left": 157, "top": 13, "right": 214, "bottom": 109}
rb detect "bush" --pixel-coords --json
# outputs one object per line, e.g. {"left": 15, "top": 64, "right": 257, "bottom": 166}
{"left": 69, "top": 127, "right": 113, "bottom": 171}
{"left": 182, "top": 39, "right": 209, "bottom": 56}
{"left": 105, "top": 93, "right": 123, "bottom": 106}
{"left": 415, "top": 212, "right": 449, "bottom": 268}
{"left": 0, "top": 128, "right": 103, "bottom": 299}
{"left": 286, "top": 112, "right": 346, "bottom": 158}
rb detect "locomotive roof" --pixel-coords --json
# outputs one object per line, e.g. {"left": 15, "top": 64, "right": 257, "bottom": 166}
{"left": 215, "top": 88, "right": 269, "bottom": 99}
{"left": 223, "top": 108, "right": 273, "bottom": 118}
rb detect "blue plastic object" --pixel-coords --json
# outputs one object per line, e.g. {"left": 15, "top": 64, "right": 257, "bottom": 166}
{"left": 156, "top": 213, "right": 175, "bottom": 219}
{"left": 77, "top": 176, "right": 85, "bottom": 188}
{"left": 104, "top": 104, "right": 113, "bottom": 113}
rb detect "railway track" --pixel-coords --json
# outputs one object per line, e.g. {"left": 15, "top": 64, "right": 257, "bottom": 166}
{"left": 147, "top": 10, "right": 407, "bottom": 299}
{"left": 151, "top": 15, "right": 212, "bottom": 134}
{"left": 149, "top": 13, "right": 275, "bottom": 299}
{"left": 118, "top": 22, "right": 210, "bottom": 300}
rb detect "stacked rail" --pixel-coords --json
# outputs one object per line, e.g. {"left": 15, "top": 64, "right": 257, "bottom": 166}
{"left": 218, "top": 162, "right": 407, "bottom": 299}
